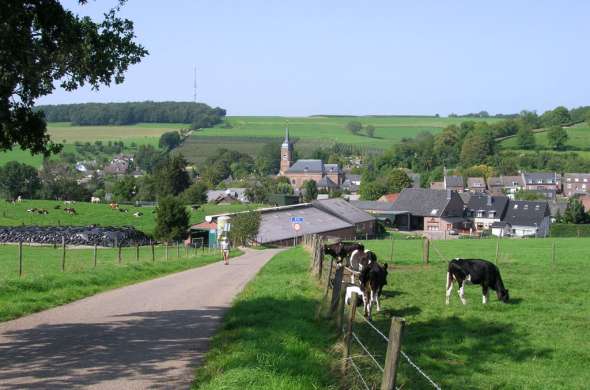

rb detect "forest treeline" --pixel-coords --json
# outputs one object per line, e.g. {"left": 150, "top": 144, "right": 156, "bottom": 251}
{"left": 36, "top": 101, "right": 226, "bottom": 129}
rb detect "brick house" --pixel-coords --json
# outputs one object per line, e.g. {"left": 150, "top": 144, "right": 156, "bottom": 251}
{"left": 444, "top": 176, "right": 465, "bottom": 192}
{"left": 467, "top": 177, "right": 487, "bottom": 193}
{"left": 521, "top": 172, "right": 561, "bottom": 193}
{"left": 487, "top": 175, "right": 524, "bottom": 198}
{"left": 563, "top": 173, "right": 590, "bottom": 197}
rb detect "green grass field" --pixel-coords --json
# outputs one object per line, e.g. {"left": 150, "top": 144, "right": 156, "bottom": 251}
{"left": 193, "top": 247, "right": 339, "bottom": 390}
{"left": 0, "top": 244, "right": 241, "bottom": 322}
{"left": 0, "top": 200, "right": 264, "bottom": 235}
{"left": 501, "top": 125, "right": 590, "bottom": 150}
{"left": 335, "top": 236, "right": 590, "bottom": 389}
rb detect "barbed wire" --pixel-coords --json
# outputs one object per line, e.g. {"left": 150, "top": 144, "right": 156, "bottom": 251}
{"left": 400, "top": 351, "right": 442, "bottom": 390}
{"left": 352, "top": 331, "right": 384, "bottom": 373}
{"left": 347, "top": 357, "right": 371, "bottom": 390}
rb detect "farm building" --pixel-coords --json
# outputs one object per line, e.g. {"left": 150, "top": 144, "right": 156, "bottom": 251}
{"left": 350, "top": 200, "right": 407, "bottom": 226}
{"left": 312, "top": 198, "right": 376, "bottom": 237}
{"left": 390, "top": 188, "right": 466, "bottom": 232}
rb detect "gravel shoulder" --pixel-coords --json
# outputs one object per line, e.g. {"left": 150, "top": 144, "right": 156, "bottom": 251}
{"left": 0, "top": 248, "right": 281, "bottom": 390}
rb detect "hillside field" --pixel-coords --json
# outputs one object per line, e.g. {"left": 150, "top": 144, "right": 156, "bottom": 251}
{"left": 500, "top": 124, "right": 590, "bottom": 150}
{"left": 338, "top": 236, "right": 590, "bottom": 389}
{"left": 0, "top": 200, "right": 263, "bottom": 235}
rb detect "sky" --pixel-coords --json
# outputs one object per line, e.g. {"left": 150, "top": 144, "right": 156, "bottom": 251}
{"left": 39, "top": 0, "right": 590, "bottom": 116}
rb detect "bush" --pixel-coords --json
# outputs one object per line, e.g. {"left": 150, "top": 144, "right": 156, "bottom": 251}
{"left": 154, "top": 196, "right": 190, "bottom": 242}
{"left": 550, "top": 224, "right": 590, "bottom": 237}
{"left": 228, "top": 211, "right": 261, "bottom": 246}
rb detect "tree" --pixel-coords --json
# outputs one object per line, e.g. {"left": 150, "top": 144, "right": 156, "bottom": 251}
{"left": 516, "top": 126, "right": 536, "bottom": 149}
{"left": 346, "top": 121, "right": 362, "bottom": 135}
{"left": 181, "top": 182, "right": 208, "bottom": 205}
{"left": 255, "top": 142, "right": 281, "bottom": 175}
{"left": 154, "top": 196, "right": 190, "bottom": 242}
{"left": 135, "top": 145, "right": 166, "bottom": 173}
{"left": 135, "top": 175, "right": 158, "bottom": 201}
{"left": 546, "top": 126, "right": 569, "bottom": 150}
{"left": 302, "top": 180, "right": 318, "bottom": 202}
{"left": 228, "top": 211, "right": 261, "bottom": 246}
{"left": 154, "top": 155, "right": 191, "bottom": 197}
{"left": 365, "top": 125, "right": 376, "bottom": 138}
{"left": 460, "top": 126, "right": 495, "bottom": 166}
{"left": 359, "top": 180, "right": 387, "bottom": 200}
{"left": 112, "top": 176, "right": 136, "bottom": 202}
{"left": 564, "top": 198, "right": 587, "bottom": 224}
{"left": 385, "top": 169, "right": 413, "bottom": 193}
{"left": 1, "top": 1, "right": 147, "bottom": 156}
{"left": 158, "top": 131, "right": 182, "bottom": 150}
{"left": 0, "top": 161, "right": 40, "bottom": 199}
{"left": 514, "top": 190, "right": 545, "bottom": 201}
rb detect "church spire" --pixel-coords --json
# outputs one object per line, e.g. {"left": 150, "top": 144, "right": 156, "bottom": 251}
{"left": 284, "top": 120, "right": 289, "bottom": 142}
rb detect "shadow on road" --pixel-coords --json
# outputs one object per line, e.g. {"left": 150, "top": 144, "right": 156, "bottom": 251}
{"left": 0, "top": 308, "right": 226, "bottom": 389}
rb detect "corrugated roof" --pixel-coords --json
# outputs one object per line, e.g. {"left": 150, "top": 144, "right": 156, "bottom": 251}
{"left": 312, "top": 198, "right": 376, "bottom": 224}
{"left": 255, "top": 205, "right": 352, "bottom": 244}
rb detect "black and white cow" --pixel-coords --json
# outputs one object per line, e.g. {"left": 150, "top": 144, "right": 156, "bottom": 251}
{"left": 323, "top": 241, "right": 364, "bottom": 265}
{"left": 446, "top": 258, "right": 509, "bottom": 305}
{"left": 348, "top": 249, "right": 377, "bottom": 283}
{"left": 359, "top": 261, "right": 388, "bottom": 319}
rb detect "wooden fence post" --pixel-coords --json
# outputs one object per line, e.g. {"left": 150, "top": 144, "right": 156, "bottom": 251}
{"left": 337, "top": 284, "right": 346, "bottom": 332}
{"left": 381, "top": 317, "right": 405, "bottom": 390}
{"left": 495, "top": 237, "right": 500, "bottom": 264}
{"left": 118, "top": 244, "right": 122, "bottom": 264}
{"left": 151, "top": 242, "right": 155, "bottom": 262}
{"left": 136, "top": 244, "right": 140, "bottom": 262}
{"left": 422, "top": 238, "right": 430, "bottom": 265}
{"left": 61, "top": 237, "right": 66, "bottom": 272}
{"left": 165, "top": 243, "right": 168, "bottom": 261}
{"left": 177, "top": 241, "right": 180, "bottom": 258}
{"left": 318, "top": 251, "right": 324, "bottom": 280}
{"left": 552, "top": 240, "right": 556, "bottom": 265}
{"left": 93, "top": 244, "right": 97, "bottom": 268}
{"left": 18, "top": 241, "right": 23, "bottom": 277}
{"left": 330, "top": 265, "right": 344, "bottom": 315}
{"left": 342, "top": 292, "right": 358, "bottom": 375}
{"left": 389, "top": 233, "right": 395, "bottom": 263}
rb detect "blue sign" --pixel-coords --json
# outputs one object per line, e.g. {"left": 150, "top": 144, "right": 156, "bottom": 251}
{"left": 289, "top": 217, "right": 304, "bottom": 223}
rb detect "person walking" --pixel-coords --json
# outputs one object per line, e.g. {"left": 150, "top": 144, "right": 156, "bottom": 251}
{"left": 220, "top": 236, "right": 230, "bottom": 265}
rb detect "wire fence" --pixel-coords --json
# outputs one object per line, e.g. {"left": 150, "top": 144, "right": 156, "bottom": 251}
{"left": 304, "top": 234, "right": 443, "bottom": 390}
{"left": 0, "top": 237, "right": 215, "bottom": 280}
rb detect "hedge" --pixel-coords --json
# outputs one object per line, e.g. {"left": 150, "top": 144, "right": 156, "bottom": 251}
{"left": 550, "top": 223, "right": 590, "bottom": 237}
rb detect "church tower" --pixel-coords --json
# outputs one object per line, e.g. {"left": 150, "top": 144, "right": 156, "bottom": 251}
{"left": 280, "top": 125, "right": 293, "bottom": 175}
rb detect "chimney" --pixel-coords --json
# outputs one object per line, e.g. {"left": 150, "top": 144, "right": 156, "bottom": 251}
{"left": 487, "top": 195, "right": 492, "bottom": 206}
{"left": 447, "top": 189, "right": 452, "bottom": 200}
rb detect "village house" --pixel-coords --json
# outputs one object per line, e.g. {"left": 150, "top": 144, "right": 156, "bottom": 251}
{"left": 390, "top": 188, "right": 466, "bottom": 233}
{"left": 207, "top": 188, "right": 248, "bottom": 204}
{"left": 467, "top": 177, "right": 487, "bottom": 193}
{"left": 465, "top": 194, "right": 509, "bottom": 231}
{"left": 279, "top": 128, "right": 343, "bottom": 189}
{"left": 521, "top": 172, "right": 561, "bottom": 193}
{"left": 487, "top": 175, "right": 524, "bottom": 198}
{"left": 444, "top": 175, "right": 465, "bottom": 192}
{"left": 563, "top": 173, "right": 590, "bottom": 197}
{"left": 492, "top": 200, "right": 551, "bottom": 238}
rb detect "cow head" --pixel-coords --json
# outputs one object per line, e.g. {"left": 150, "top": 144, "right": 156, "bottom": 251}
{"left": 497, "top": 288, "right": 509, "bottom": 303}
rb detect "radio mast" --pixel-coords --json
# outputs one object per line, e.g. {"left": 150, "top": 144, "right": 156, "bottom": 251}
{"left": 193, "top": 66, "right": 197, "bottom": 103}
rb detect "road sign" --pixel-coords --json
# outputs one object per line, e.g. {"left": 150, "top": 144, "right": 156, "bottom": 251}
{"left": 293, "top": 223, "right": 301, "bottom": 231}
{"left": 289, "top": 217, "right": 304, "bottom": 223}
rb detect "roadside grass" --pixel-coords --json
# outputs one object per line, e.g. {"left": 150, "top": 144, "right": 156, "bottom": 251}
{"left": 193, "top": 247, "right": 339, "bottom": 390}
{"left": 0, "top": 244, "right": 241, "bottom": 322}
{"left": 343, "top": 237, "right": 590, "bottom": 389}
{"left": 0, "top": 200, "right": 266, "bottom": 235}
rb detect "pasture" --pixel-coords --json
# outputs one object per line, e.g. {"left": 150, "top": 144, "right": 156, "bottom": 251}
{"left": 0, "top": 244, "right": 240, "bottom": 322}
{"left": 501, "top": 124, "right": 590, "bottom": 150}
{"left": 336, "top": 236, "right": 590, "bottom": 389}
{"left": 0, "top": 200, "right": 264, "bottom": 235}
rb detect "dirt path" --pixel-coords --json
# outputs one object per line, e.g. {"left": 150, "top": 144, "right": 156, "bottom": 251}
{"left": 0, "top": 248, "right": 282, "bottom": 389}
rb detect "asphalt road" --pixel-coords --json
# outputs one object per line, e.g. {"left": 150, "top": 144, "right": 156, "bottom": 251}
{"left": 0, "top": 248, "right": 282, "bottom": 389}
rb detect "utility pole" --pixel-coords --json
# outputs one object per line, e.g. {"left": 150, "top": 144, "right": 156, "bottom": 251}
{"left": 193, "top": 65, "right": 197, "bottom": 103}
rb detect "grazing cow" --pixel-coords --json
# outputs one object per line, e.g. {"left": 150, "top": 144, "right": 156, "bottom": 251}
{"left": 323, "top": 241, "right": 365, "bottom": 265}
{"left": 16, "top": 196, "right": 22, "bottom": 203}
{"left": 26, "top": 208, "right": 38, "bottom": 213}
{"left": 133, "top": 211, "right": 143, "bottom": 217}
{"left": 64, "top": 200, "right": 75, "bottom": 205}
{"left": 63, "top": 207, "right": 77, "bottom": 215}
{"left": 345, "top": 285, "right": 364, "bottom": 305}
{"left": 446, "top": 258, "right": 509, "bottom": 305}
{"left": 37, "top": 209, "right": 49, "bottom": 215}
{"left": 54, "top": 204, "right": 61, "bottom": 210}
{"left": 109, "top": 203, "right": 119, "bottom": 209}
{"left": 359, "top": 261, "right": 388, "bottom": 320}
{"left": 191, "top": 205, "right": 200, "bottom": 211}
{"left": 119, "top": 208, "right": 128, "bottom": 213}
{"left": 91, "top": 196, "right": 101, "bottom": 204}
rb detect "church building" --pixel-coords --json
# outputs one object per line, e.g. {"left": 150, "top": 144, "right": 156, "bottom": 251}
{"left": 279, "top": 127, "right": 343, "bottom": 190}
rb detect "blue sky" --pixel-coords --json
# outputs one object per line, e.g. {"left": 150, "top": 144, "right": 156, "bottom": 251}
{"left": 39, "top": 1, "right": 590, "bottom": 116}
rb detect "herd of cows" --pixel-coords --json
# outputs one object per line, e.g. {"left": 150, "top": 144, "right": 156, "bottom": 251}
{"left": 323, "top": 241, "right": 510, "bottom": 319}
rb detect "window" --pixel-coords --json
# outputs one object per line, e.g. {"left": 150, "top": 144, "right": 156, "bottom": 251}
{"left": 524, "top": 205, "right": 528, "bottom": 210}
{"left": 575, "top": 178, "right": 579, "bottom": 182}
{"left": 513, "top": 204, "right": 518, "bottom": 209}
{"left": 476, "top": 211, "right": 484, "bottom": 218}
{"left": 584, "top": 178, "right": 588, "bottom": 183}
{"left": 567, "top": 178, "right": 572, "bottom": 182}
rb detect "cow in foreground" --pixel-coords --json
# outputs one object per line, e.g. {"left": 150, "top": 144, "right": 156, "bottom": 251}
{"left": 359, "top": 260, "right": 388, "bottom": 320}
{"left": 446, "top": 258, "right": 509, "bottom": 305}
{"left": 348, "top": 249, "right": 377, "bottom": 283}
{"left": 323, "top": 241, "right": 364, "bottom": 265}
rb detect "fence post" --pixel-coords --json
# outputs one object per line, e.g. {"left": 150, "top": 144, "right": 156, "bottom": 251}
{"left": 93, "top": 244, "right": 97, "bottom": 268}
{"left": 118, "top": 244, "right": 122, "bottom": 264}
{"left": 422, "top": 238, "right": 430, "bottom": 265}
{"left": 495, "top": 237, "right": 500, "bottom": 264}
{"left": 552, "top": 240, "right": 556, "bottom": 265}
{"left": 136, "top": 244, "right": 140, "bottom": 262}
{"left": 165, "top": 243, "right": 168, "bottom": 261}
{"left": 337, "top": 284, "right": 346, "bottom": 332}
{"left": 318, "top": 250, "right": 324, "bottom": 280}
{"left": 177, "top": 241, "right": 180, "bottom": 258}
{"left": 389, "top": 232, "right": 395, "bottom": 263}
{"left": 330, "top": 265, "right": 344, "bottom": 315}
{"left": 151, "top": 242, "right": 155, "bottom": 262}
{"left": 62, "top": 237, "right": 66, "bottom": 272}
{"left": 381, "top": 317, "right": 405, "bottom": 390}
{"left": 18, "top": 241, "right": 23, "bottom": 277}
{"left": 342, "top": 292, "right": 358, "bottom": 375}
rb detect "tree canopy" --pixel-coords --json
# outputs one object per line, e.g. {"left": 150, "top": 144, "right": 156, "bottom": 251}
{"left": 154, "top": 196, "right": 190, "bottom": 242}
{"left": 1, "top": 0, "right": 147, "bottom": 155}
{"left": 546, "top": 126, "right": 569, "bottom": 150}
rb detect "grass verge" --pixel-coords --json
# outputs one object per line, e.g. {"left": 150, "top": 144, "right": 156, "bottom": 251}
{"left": 0, "top": 247, "right": 241, "bottom": 322}
{"left": 193, "top": 247, "right": 339, "bottom": 390}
